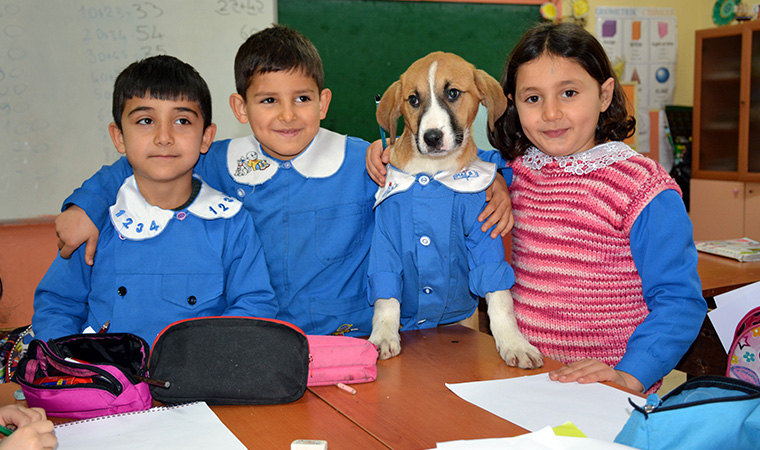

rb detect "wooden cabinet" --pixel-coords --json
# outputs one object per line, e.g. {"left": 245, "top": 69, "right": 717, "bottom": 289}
{"left": 690, "top": 23, "right": 760, "bottom": 241}
{"left": 690, "top": 179, "right": 760, "bottom": 241}
{"left": 693, "top": 21, "right": 760, "bottom": 182}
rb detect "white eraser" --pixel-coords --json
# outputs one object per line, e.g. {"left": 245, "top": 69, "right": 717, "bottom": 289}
{"left": 291, "top": 439, "right": 328, "bottom": 450}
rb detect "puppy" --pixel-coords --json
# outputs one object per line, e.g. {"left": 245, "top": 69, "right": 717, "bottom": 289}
{"left": 368, "top": 52, "right": 542, "bottom": 369}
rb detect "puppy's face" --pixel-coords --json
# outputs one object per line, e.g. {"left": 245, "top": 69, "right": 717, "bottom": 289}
{"left": 377, "top": 52, "right": 507, "bottom": 171}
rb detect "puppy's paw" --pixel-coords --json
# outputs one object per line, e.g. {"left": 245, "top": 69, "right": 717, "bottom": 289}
{"left": 370, "top": 298, "right": 402, "bottom": 359}
{"left": 369, "top": 326, "right": 401, "bottom": 360}
{"left": 495, "top": 334, "right": 543, "bottom": 369}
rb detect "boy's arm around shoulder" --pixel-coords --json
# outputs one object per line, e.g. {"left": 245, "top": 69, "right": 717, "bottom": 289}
{"left": 219, "top": 211, "right": 278, "bottom": 319}
{"left": 57, "top": 157, "right": 133, "bottom": 262}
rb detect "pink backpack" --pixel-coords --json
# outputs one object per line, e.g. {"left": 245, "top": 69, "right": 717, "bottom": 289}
{"left": 726, "top": 306, "right": 760, "bottom": 385}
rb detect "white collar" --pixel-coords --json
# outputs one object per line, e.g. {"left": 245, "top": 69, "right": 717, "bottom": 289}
{"left": 374, "top": 159, "right": 496, "bottom": 208}
{"left": 227, "top": 128, "right": 346, "bottom": 186}
{"left": 521, "top": 142, "right": 639, "bottom": 175}
{"left": 109, "top": 175, "right": 242, "bottom": 241}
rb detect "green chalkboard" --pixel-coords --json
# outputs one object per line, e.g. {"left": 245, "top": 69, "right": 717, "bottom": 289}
{"left": 278, "top": 0, "right": 541, "bottom": 142}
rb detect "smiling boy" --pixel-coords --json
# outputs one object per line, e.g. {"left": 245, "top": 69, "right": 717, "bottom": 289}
{"left": 32, "top": 55, "right": 277, "bottom": 344}
{"left": 53, "top": 26, "right": 511, "bottom": 337}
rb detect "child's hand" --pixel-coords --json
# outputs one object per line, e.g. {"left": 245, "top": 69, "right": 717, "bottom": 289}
{"left": 0, "top": 405, "right": 46, "bottom": 429}
{"left": 366, "top": 139, "right": 390, "bottom": 186}
{"left": 0, "top": 419, "right": 57, "bottom": 450}
{"left": 480, "top": 174, "right": 513, "bottom": 238}
{"left": 548, "top": 359, "right": 644, "bottom": 393}
{"left": 0, "top": 405, "right": 56, "bottom": 450}
{"left": 55, "top": 205, "right": 100, "bottom": 266}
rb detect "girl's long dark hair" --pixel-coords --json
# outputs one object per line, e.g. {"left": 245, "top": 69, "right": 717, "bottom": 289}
{"left": 488, "top": 22, "right": 635, "bottom": 161}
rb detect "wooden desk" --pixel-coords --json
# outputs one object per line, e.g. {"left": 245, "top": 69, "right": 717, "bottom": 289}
{"left": 676, "top": 252, "right": 760, "bottom": 377}
{"left": 0, "top": 326, "right": 638, "bottom": 449}
{"left": 698, "top": 252, "right": 760, "bottom": 298}
{"left": 310, "top": 325, "right": 638, "bottom": 450}
{"left": 0, "top": 385, "right": 387, "bottom": 449}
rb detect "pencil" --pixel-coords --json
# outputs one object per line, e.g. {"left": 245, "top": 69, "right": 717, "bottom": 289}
{"left": 375, "top": 94, "right": 388, "bottom": 149}
{"left": 0, "top": 424, "right": 14, "bottom": 437}
{"left": 133, "top": 374, "right": 171, "bottom": 389}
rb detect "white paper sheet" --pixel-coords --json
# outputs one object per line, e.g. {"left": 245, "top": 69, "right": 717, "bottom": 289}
{"left": 54, "top": 402, "right": 246, "bottom": 450}
{"left": 446, "top": 374, "right": 636, "bottom": 442}
{"left": 708, "top": 281, "right": 760, "bottom": 352}
{"left": 436, "top": 426, "right": 636, "bottom": 449}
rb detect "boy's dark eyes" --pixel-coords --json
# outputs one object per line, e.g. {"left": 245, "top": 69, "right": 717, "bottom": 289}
{"left": 297, "top": 95, "right": 311, "bottom": 102}
{"left": 175, "top": 118, "right": 191, "bottom": 125}
{"left": 137, "top": 118, "right": 153, "bottom": 125}
{"left": 562, "top": 89, "right": 578, "bottom": 98}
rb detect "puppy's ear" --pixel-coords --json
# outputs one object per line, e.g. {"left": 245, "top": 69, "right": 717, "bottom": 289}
{"left": 474, "top": 69, "right": 507, "bottom": 133}
{"left": 377, "top": 80, "right": 403, "bottom": 145}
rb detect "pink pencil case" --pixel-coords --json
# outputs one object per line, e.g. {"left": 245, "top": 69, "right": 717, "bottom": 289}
{"left": 306, "top": 335, "right": 378, "bottom": 386}
{"left": 15, "top": 334, "right": 152, "bottom": 419}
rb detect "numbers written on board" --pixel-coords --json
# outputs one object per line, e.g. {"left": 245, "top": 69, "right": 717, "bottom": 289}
{"left": 132, "top": 2, "right": 164, "bottom": 20}
{"left": 216, "top": 0, "right": 266, "bottom": 16}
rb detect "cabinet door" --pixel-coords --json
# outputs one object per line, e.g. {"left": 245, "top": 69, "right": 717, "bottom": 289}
{"left": 748, "top": 30, "right": 760, "bottom": 176}
{"left": 689, "top": 179, "right": 745, "bottom": 241}
{"left": 745, "top": 183, "right": 760, "bottom": 240}
{"left": 695, "top": 32, "right": 742, "bottom": 174}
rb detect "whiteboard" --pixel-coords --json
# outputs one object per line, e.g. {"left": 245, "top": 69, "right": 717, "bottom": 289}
{"left": 0, "top": 0, "right": 276, "bottom": 220}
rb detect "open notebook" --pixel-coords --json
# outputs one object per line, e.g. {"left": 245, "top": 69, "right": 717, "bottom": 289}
{"left": 54, "top": 401, "right": 246, "bottom": 450}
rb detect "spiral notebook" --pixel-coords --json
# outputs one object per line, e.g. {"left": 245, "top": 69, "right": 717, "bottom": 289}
{"left": 54, "top": 402, "right": 246, "bottom": 449}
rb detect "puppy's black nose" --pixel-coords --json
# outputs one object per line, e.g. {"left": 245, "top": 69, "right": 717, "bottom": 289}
{"left": 423, "top": 129, "right": 443, "bottom": 149}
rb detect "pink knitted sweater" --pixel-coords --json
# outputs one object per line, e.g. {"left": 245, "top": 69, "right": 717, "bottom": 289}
{"left": 509, "top": 142, "right": 681, "bottom": 368}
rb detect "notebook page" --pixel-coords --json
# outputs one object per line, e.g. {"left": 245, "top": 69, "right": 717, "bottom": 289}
{"left": 54, "top": 402, "right": 246, "bottom": 450}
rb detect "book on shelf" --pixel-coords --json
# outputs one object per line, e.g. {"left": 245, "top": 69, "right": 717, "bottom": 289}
{"left": 695, "top": 238, "right": 760, "bottom": 262}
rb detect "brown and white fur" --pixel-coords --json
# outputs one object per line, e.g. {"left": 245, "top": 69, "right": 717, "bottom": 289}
{"left": 369, "top": 52, "right": 542, "bottom": 369}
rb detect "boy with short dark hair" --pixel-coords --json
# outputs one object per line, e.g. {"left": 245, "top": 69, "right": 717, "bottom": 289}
{"left": 33, "top": 55, "right": 277, "bottom": 344}
{"left": 54, "top": 26, "right": 510, "bottom": 336}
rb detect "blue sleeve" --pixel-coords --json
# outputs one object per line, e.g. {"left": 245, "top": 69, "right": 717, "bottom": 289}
{"left": 477, "top": 148, "right": 507, "bottom": 166}
{"left": 32, "top": 249, "right": 92, "bottom": 341}
{"left": 63, "top": 157, "right": 133, "bottom": 230}
{"left": 220, "top": 213, "right": 278, "bottom": 319}
{"left": 615, "top": 190, "right": 706, "bottom": 390}
{"left": 367, "top": 203, "right": 403, "bottom": 304}
{"left": 465, "top": 194, "right": 515, "bottom": 296}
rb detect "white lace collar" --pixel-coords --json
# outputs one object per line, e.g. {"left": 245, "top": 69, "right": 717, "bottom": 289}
{"left": 374, "top": 159, "right": 496, "bottom": 208}
{"left": 521, "top": 142, "right": 639, "bottom": 175}
{"left": 109, "top": 175, "right": 242, "bottom": 241}
{"left": 227, "top": 128, "right": 346, "bottom": 186}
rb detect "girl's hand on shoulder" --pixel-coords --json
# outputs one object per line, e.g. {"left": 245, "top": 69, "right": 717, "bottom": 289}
{"left": 366, "top": 139, "right": 389, "bottom": 186}
{"left": 548, "top": 359, "right": 644, "bottom": 392}
{"left": 480, "top": 174, "right": 513, "bottom": 238}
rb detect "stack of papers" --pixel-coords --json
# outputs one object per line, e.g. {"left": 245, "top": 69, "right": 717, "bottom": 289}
{"left": 446, "top": 373, "right": 636, "bottom": 442}
{"left": 696, "top": 238, "right": 760, "bottom": 262}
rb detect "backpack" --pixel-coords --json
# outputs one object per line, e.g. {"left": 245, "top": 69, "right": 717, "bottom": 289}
{"left": 726, "top": 306, "right": 760, "bottom": 385}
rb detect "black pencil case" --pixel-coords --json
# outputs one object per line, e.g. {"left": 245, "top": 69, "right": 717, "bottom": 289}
{"left": 148, "top": 316, "right": 310, "bottom": 405}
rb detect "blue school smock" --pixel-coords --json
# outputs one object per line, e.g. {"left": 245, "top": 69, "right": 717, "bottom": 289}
{"left": 368, "top": 159, "right": 515, "bottom": 330}
{"left": 63, "top": 129, "right": 377, "bottom": 336}
{"left": 34, "top": 176, "right": 278, "bottom": 345}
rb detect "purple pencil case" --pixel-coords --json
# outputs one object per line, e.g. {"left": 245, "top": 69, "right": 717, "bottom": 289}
{"left": 14, "top": 333, "right": 152, "bottom": 419}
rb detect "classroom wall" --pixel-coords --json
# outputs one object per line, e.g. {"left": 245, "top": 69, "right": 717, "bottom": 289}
{"left": 581, "top": 0, "right": 716, "bottom": 107}
{"left": 0, "top": 219, "right": 58, "bottom": 328}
